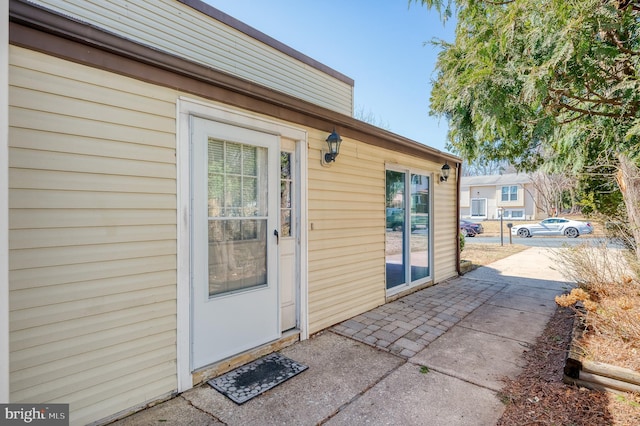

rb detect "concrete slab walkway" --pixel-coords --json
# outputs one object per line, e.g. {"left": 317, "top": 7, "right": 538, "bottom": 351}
{"left": 110, "top": 247, "right": 572, "bottom": 426}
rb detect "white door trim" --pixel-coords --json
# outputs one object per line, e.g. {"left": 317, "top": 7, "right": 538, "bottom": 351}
{"left": 1, "top": 0, "right": 10, "bottom": 403}
{"left": 384, "top": 164, "right": 434, "bottom": 297}
{"left": 176, "top": 97, "right": 308, "bottom": 392}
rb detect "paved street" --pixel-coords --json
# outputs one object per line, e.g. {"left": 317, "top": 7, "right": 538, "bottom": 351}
{"left": 467, "top": 235, "right": 618, "bottom": 248}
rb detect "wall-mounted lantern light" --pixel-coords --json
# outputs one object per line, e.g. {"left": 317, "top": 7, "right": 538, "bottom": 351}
{"left": 440, "top": 162, "right": 451, "bottom": 183}
{"left": 321, "top": 129, "right": 342, "bottom": 166}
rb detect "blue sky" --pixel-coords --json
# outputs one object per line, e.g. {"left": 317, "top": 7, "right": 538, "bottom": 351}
{"left": 203, "top": 1, "right": 456, "bottom": 152}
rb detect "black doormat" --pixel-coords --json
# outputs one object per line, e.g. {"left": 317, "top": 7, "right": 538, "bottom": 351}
{"left": 208, "top": 353, "right": 308, "bottom": 404}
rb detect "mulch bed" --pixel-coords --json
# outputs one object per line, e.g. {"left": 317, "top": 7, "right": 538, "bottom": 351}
{"left": 496, "top": 306, "right": 640, "bottom": 426}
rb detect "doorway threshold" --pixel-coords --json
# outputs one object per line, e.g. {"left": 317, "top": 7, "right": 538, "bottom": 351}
{"left": 192, "top": 330, "right": 300, "bottom": 386}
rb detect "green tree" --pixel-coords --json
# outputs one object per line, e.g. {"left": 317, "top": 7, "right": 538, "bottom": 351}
{"left": 418, "top": 0, "right": 640, "bottom": 258}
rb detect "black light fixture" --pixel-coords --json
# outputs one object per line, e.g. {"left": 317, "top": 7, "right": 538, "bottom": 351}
{"left": 323, "top": 129, "right": 342, "bottom": 164}
{"left": 440, "top": 162, "right": 451, "bottom": 182}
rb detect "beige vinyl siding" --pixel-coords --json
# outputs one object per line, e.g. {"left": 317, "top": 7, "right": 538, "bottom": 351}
{"left": 29, "top": 0, "right": 354, "bottom": 116}
{"left": 8, "top": 46, "right": 178, "bottom": 425}
{"left": 307, "top": 133, "right": 386, "bottom": 333}
{"left": 307, "top": 133, "right": 458, "bottom": 334}
{"left": 432, "top": 172, "right": 458, "bottom": 282}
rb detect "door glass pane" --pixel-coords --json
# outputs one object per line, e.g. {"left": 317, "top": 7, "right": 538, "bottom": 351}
{"left": 208, "top": 138, "right": 268, "bottom": 297}
{"left": 280, "top": 152, "right": 292, "bottom": 237}
{"left": 410, "top": 174, "right": 429, "bottom": 281}
{"left": 386, "top": 170, "right": 406, "bottom": 289}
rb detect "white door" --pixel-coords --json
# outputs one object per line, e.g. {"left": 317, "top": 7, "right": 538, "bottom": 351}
{"left": 279, "top": 141, "right": 297, "bottom": 331}
{"left": 191, "top": 117, "right": 280, "bottom": 369}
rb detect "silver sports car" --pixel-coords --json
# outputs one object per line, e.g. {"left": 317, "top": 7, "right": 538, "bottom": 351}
{"left": 511, "top": 218, "right": 593, "bottom": 238}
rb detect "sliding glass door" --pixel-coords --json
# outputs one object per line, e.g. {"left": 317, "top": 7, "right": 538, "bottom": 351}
{"left": 385, "top": 168, "right": 431, "bottom": 292}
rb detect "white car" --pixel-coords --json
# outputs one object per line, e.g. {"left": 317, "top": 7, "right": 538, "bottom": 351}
{"left": 511, "top": 218, "right": 593, "bottom": 238}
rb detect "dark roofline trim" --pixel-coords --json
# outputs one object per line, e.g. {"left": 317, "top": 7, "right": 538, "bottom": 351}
{"left": 177, "top": 0, "right": 354, "bottom": 86}
{"left": 8, "top": 0, "right": 460, "bottom": 165}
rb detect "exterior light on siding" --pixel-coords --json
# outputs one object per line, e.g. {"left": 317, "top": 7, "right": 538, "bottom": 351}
{"left": 440, "top": 162, "right": 451, "bottom": 182}
{"left": 321, "top": 129, "right": 342, "bottom": 166}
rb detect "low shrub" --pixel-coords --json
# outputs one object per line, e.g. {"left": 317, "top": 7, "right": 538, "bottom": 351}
{"left": 554, "top": 243, "right": 640, "bottom": 370}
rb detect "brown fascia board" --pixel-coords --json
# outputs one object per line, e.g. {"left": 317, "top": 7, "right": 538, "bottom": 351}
{"left": 8, "top": 0, "right": 460, "bottom": 166}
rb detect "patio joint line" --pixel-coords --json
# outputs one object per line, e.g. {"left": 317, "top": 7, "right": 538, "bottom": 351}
{"left": 318, "top": 356, "right": 407, "bottom": 425}
{"left": 184, "top": 395, "right": 227, "bottom": 425}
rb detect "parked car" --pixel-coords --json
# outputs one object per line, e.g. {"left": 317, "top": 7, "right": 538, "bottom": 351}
{"left": 460, "top": 219, "right": 484, "bottom": 235}
{"left": 386, "top": 208, "right": 429, "bottom": 231}
{"left": 460, "top": 221, "right": 478, "bottom": 237}
{"left": 511, "top": 218, "right": 593, "bottom": 238}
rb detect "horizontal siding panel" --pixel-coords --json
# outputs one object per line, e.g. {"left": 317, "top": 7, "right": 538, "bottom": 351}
{"left": 10, "top": 46, "right": 178, "bottom": 104}
{"left": 10, "top": 331, "right": 175, "bottom": 393}
{"left": 309, "top": 250, "right": 384, "bottom": 276}
{"left": 10, "top": 148, "right": 175, "bottom": 179}
{"left": 11, "top": 299, "right": 175, "bottom": 353}
{"left": 10, "top": 270, "right": 175, "bottom": 311}
{"left": 9, "top": 209, "right": 176, "bottom": 229}
{"left": 347, "top": 141, "right": 396, "bottom": 163}
{"left": 61, "top": 360, "right": 176, "bottom": 414}
{"left": 309, "top": 292, "right": 383, "bottom": 334}
{"left": 312, "top": 241, "right": 383, "bottom": 262}
{"left": 309, "top": 250, "right": 384, "bottom": 272}
{"left": 9, "top": 225, "right": 177, "bottom": 250}
{"left": 309, "top": 235, "right": 382, "bottom": 252}
{"left": 306, "top": 219, "right": 383, "bottom": 232}
{"left": 10, "top": 255, "right": 176, "bottom": 290}
{"left": 308, "top": 161, "right": 383, "bottom": 182}
{"left": 14, "top": 356, "right": 176, "bottom": 409}
{"left": 10, "top": 107, "right": 174, "bottom": 148}
{"left": 309, "top": 189, "right": 382, "bottom": 204}
{"left": 11, "top": 284, "right": 175, "bottom": 331}
{"left": 10, "top": 86, "right": 175, "bottom": 134}
{"left": 309, "top": 261, "right": 384, "bottom": 288}
{"left": 10, "top": 64, "right": 177, "bottom": 118}
{"left": 10, "top": 169, "right": 175, "bottom": 194}
{"left": 30, "top": 0, "right": 353, "bottom": 115}
{"left": 308, "top": 207, "right": 381, "bottom": 219}
{"left": 9, "top": 189, "right": 175, "bottom": 209}
{"left": 9, "top": 240, "right": 176, "bottom": 270}
{"left": 10, "top": 315, "right": 176, "bottom": 372}
{"left": 72, "top": 376, "right": 176, "bottom": 426}
{"left": 309, "top": 226, "right": 382, "bottom": 241}
{"left": 309, "top": 151, "right": 384, "bottom": 174}
{"left": 10, "top": 127, "right": 176, "bottom": 163}
{"left": 310, "top": 283, "right": 383, "bottom": 317}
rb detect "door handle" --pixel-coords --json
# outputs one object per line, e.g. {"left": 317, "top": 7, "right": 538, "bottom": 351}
{"left": 274, "top": 229, "right": 279, "bottom": 245}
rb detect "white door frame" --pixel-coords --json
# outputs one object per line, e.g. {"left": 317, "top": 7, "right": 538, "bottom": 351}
{"left": 176, "top": 97, "right": 308, "bottom": 392}
{"left": 1, "top": 0, "right": 10, "bottom": 403}
{"left": 385, "top": 165, "right": 434, "bottom": 297}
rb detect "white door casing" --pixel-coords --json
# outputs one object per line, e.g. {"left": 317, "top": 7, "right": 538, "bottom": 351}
{"left": 176, "top": 98, "right": 309, "bottom": 391}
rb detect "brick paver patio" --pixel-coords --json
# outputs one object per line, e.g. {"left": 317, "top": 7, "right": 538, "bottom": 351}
{"left": 332, "top": 277, "right": 506, "bottom": 358}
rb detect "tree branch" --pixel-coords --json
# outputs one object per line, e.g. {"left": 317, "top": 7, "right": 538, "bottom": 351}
{"left": 549, "top": 87, "right": 630, "bottom": 108}
{"left": 612, "top": 33, "right": 640, "bottom": 56}
{"left": 482, "top": 0, "right": 515, "bottom": 4}
{"left": 554, "top": 99, "right": 636, "bottom": 118}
